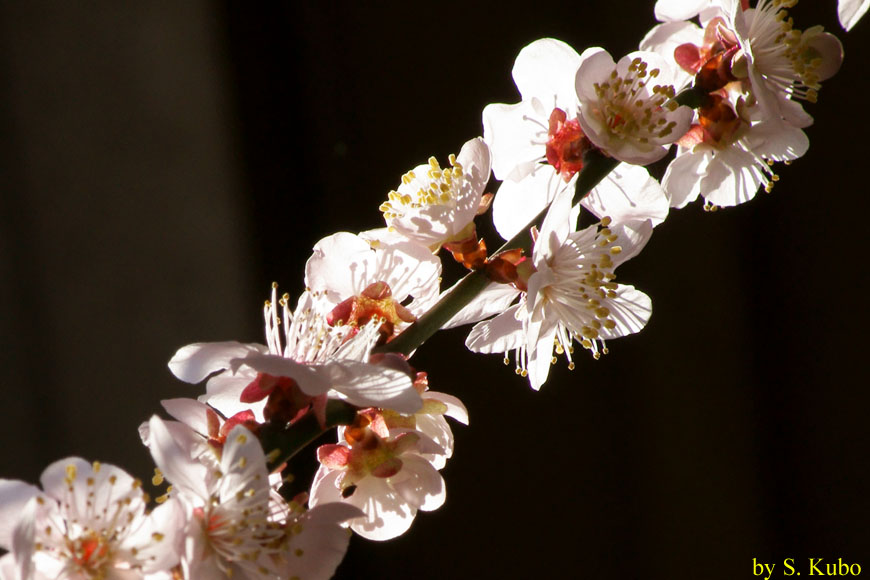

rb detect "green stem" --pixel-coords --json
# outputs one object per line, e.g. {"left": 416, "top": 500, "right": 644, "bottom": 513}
{"left": 259, "top": 399, "right": 358, "bottom": 471}
{"left": 375, "top": 150, "right": 619, "bottom": 357}
{"left": 674, "top": 85, "right": 707, "bottom": 109}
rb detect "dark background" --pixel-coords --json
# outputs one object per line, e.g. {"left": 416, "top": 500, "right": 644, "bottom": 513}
{"left": 2, "top": 2, "right": 868, "bottom": 578}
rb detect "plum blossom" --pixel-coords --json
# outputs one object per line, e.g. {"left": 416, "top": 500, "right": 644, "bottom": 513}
{"left": 308, "top": 371, "right": 466, "bottom": 541}
{"left": 663, "top": 93, "right": 809, "bottom": 208}
{"left": 465, "top": 185, "right": 652, "bottom": 390}
{"left": 482, "top": 38, "right": 590, "bottom": 184}
{"left": 728, "top": 0, "right": 843, "bottom": 128}
{"left": 379, "top": 138, "right": 492, "bottom": 251}
{"left": 575, "top": 48, "right": 693, "bottom": 165}
{"left": 648, "top": 0, "right": 843, "bottom": 128}
{"left": 482, "top": 37, "right": 592, "bottom": 243}
{"left": 138, "top": 397, "right": 260, "bottom": 463}
{"left": 311, "top": 428, "right": 444, "bottom": 541}
{"left": 0, "top": 458, "right": 182, "bottom": 579}
{"left": 145, "top": 416, "right": 359, "bottom": 579}
{"left": 168, "top": 286, "right": 423, "bottom": 422}
{"left": 304, "top": 231, "right": 441, "bottom": 336}
{"left": 483, "top": 39, "right": 670, "bottom": 248}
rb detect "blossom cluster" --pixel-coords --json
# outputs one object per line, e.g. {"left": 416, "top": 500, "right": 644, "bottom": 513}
{"left": 0, "top": 1, "right": 859, "bottom": 578}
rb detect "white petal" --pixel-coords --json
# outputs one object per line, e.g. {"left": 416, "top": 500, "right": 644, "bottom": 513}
{"left": 309, "top": 466, "right": 343, "bottom": 507}
{"left": 663, "top": 150, "right": 709, "bottom": 208}
{"left": 347, "top": 477, "right": 416, "bottom": 541}
{"left": 526, "top": 322, "right": 557, "bottom": 391}
{"left": 160, "top": 398, "right": 212, "bottom": 436}
{"left": 279, "top": 503, "right": 360, "bottom": 580}
{"left": 456, "top": 136, "right": 492, "bottom": 202}
{"left": 235, "top": 353, "right": 331, "bottom": 395}
{"left": 465, "top": 305, "right": 525, "bottom": 354}
{"left": 413, "top": 415, "right": 454, "bottom": 469}
{"left": 839, "top": 0, "right": 870, "bottom": 30}
{"left": 534, "top": 180, "right": 575, "bottom": 262}
{"left": 304, "top": 232, "right": 372, "bottom": 302}
{"left": 117, "top": 497, "right": 184, "bottom": 573}
{"left": 654, "top": 0, "right": 712, "bottom": 21}
{"left": 749, "top": 121, "right": 809, "bottom": 162}
{"left": 391, "top": 455, "right": 445, "bottom": 512}
{"left": 600, "top": 285, "right": 653, "bottom": 339}
{"left": 607, "top": 220, "right": 655, "bottom": 267}
{"left": 806, "top": 32, "right": 844, "bottom": 82}
{"left": 368, "top": 238, "right": 441, "bottom": 311}
{"left": 10, "top": 499, "right": 36, "bottom": 580}
{"left": 0, "top": 552, "right": 22, "bottom": 580}
{"left": 513, "top": 38, "right": 583, "bottom": 109}
{"left": 218, "top": 425, "right": 270, "bottom": 505}
{"left": 139, "top": 417, "right": 207, "bottom": 465}
{"left": 201, "top": 372, "right": 265, "bottom": 421}
{"left": 582, "top": 163, "right": 669, "bottom": 227}
{"left": 146, "top": 416, "right": 210, "bottom": 501}
{"left": 0, "top": 480, "right": 39, "bottom": 548}
{"left": 440, "top": 281, "right": 520, "bottom": 329}
{"left": 574, "top": 48, "right": 614, "bottom": 105}
{"left": 702, "top": 147, "right": 764, "bottom": 207}
{"left": 492, "top": 166, "right": 561, "bottom": 241}
{"left": 639, "top": 21, "right": 703, "bottom": 90}
{"left": 40, "top": 458, "right": 144, "bottom": 529}
{"left": 168, "top": 341, "right": 266, "bottom": 384}
{"left": 483, "top": 101, "right": 544, "bottom": 182}
{"left": 321, "top": 360, "right": 421, "bottom": 414}
{"left": 423, "top": 391, "right": 469, "bottom": 426}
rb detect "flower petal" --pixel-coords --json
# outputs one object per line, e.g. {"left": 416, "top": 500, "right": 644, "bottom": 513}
{"left": 0, "top": 480, "right": 39, "bottom": 548}
{"left": 466, "top": 305, "right": 525, "bottom": 354}
{"left": 839, "top": 0, "right": 870, "bottom": 30}
{"left": 512, "top": 38, "right": 583, "bottom": 108}
{"left": 441, "top": 281, "right": 520, "bottom": 329}
{"left": 168, "top": 341, "right": 266, "bottom": 384}
{"left": 145, "top": 416, "right": 210, "bottom": 501}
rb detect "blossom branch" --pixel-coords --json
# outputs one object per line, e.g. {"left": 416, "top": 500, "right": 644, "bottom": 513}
{"left": 376, "top": 149, "right": 619, "bottom": 357}
{"left": 259, "top": 399, "right": 358, "bottom": 471}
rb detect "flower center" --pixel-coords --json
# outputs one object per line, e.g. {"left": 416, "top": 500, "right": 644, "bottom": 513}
{"left": 68, "top": 532, "right": 113, "bottom": 576}
{"left": 327, "top": 281, "right": 415, "bottom": 340}
{"left": 545, "top": 108, "right": 588, "bottom": 181}
{"left": 380, "top": 154, "right": 465, "bottom": 220}
{"left": 592, "top": 58, "right": 680, "bottom": 146}
{"left": 742, "top": 0, "right": 828, "bottom": 103}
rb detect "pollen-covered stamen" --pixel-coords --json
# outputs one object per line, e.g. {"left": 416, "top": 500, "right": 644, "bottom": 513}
{"left": 505, "top": 217, "right": 622, "bottom": 374}
{"left": 319, "top": 425, "right": 421, "bottom": 492}
{"left": 738, "top": 0, "right": 840, "bottom": 105}
{"left": 545, "top": 107, "right": 589, "bottom": 181}
{"left": 553, "top": 221, "right": 620, "bottom": 359}
{"left": 193, "top": 500, "right": 282, "bottom": 574}
{"left": 67, "top": 531, "right": 113, "bottom": 574}
{"left": 327, "top": 281, "right": 416, "bottom": 340}
{"left": 36, "top": 461, "right": 168, "bottom": 577}
{"left": 263, "top": 284, "right": 383, "bottom": 365}
{"left": 192, "top": 433, "right": 286, "bottom": 576}
{"left": 380, "top": 154, "right": 466, "bottom": 221}
{"left": 592, "top": 58, "right": 680, "bottom": 147}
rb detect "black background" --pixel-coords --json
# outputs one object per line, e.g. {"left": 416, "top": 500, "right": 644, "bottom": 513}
{"left": 1, "top": 2, "right": 868, "bottom": 579}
